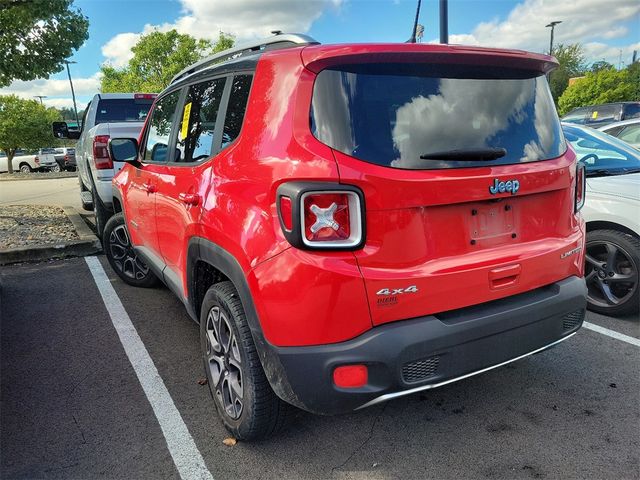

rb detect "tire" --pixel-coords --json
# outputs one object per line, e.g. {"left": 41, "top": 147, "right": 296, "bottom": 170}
{"left": 200, "top": 281, "right": 289, "bottom": 440}
{"left": 103, "top": 213, "right": 159, "bottom": 288}
{"left": 19, "top": 163, "right": 32, "bottom": 173}
{"left": 585, "top": 229, "right": 640, "bottom": 317}
{"left": 92, "top": 183, "right": 110, "bottom": 240}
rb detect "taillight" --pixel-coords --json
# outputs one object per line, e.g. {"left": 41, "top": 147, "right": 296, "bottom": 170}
{"left": 93, "top": 135, "right": 112, "bottom": 169}
{"left": 575, "top": 162, "right": 586, "bottom": 212}
{"left": 302, "top": 192, "right": 356, "bottom": 245}
{"left": 34, "top": 156, "right": 40, "bottom": 164}
{"left": 277, "top": 183, "right": 365, "bottom": 250}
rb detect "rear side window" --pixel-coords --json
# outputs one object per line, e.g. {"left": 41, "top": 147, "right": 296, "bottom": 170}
{"left": 143, "top": 91, "right": 180, "bottom": 163}
{"left": 311, "top": 64, "right": 566, "bottom": 169}
{"left": 222, "top": 75, "right": 252, "bottom": 149}
{"left": 95, "top": 98, "right": 153, "bottom": 124}
{"left": 624, "top": 103, "right": 640, "bottom": 119}
{"left": 174, "top": 77, "right": 227, "bottom": 163}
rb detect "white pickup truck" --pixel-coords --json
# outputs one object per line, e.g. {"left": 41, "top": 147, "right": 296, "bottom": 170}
{"left": 0, "top": 149, "right": 58, "bottom": 173}
{"left": 53, "top": 93, "right": 156, "bottom": 237}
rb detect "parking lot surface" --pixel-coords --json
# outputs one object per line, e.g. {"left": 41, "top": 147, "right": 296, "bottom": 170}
{"left": 1, "top": 256, "right": 638, "bottom": 479}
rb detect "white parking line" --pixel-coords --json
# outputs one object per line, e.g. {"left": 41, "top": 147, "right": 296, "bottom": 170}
{"left": 583, "top": 321, "right": 640, "bottom": 347}
{"left": 85, "top": 256, "right": 214, "bottom": 480}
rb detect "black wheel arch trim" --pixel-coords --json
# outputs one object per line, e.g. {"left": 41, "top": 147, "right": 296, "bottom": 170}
{"left": 187, "top": 237, "right": 304, "bottom": 408}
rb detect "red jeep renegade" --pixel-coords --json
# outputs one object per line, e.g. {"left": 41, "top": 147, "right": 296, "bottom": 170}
{"left": 105, "top": 34, "right": 587, "bottom": 440}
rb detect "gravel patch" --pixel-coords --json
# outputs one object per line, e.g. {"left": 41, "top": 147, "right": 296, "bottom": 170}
{"left": 0, "top": 205, "right": 79, "bottom": 249}
{"left": 0, "top": 171, "right": 77, "bottom": 181}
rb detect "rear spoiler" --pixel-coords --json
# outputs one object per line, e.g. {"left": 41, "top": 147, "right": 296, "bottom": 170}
{"left": 301, "top": 43, "right": 558, "bottom": 75}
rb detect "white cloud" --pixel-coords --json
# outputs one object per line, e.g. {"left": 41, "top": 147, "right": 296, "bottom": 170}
{"left": 0, "top": 74, "right": 101, "bottom": 108}
{"left": 101, "top": 32, "right": 141, "bottom": 67}
{"left": 101, "top": 0, "right": 342, "bottom": 68}
{"left": 432, "top": 0, "right": 640, "bottom": 65}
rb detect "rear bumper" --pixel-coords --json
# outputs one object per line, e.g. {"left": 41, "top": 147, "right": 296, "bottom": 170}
{"left": 266, "top": 276, "right": 586, "bottom": 414}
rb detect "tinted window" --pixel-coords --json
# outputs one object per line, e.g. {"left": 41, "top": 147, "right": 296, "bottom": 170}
{"left": 95, "top": 98, "right": 153, "bottom": 125}
{"left": 174, "top": 77, "right": 226, "bottom": 163}
{"left": 143, "top": 91, "right": 180, "bottom": 163}
{"left": 588, "top": 105, "right": 618, "bottom": 124}
{"left": 312, "top": 65, "right": 565, "bottom": 169}
{"left": 222, "top": 75, "right": 252, "bottom": 149}
{"left": 602, "top": 125, "right": 625, "bottom": 137}
{"left": 624, "top": 103, "right": 640, "bottom": 119}
{"left": 562, "top": 108, "right": 588, "bottom": 124}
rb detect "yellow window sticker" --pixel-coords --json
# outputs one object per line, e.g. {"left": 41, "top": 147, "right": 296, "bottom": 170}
{"left": 591, "top": 110, "right": 598, "bottom": 119}
{"left": 181, "top": 102, "right": 192, "bottom": 139}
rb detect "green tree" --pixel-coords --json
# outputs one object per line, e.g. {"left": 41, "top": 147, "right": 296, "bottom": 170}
{"left": 590, "top": 60, "right": 614, "bottom": 73}
{"left": 0, "top": 0, "right": 89, "bottom": 87}
{"left": 549, "top": 44, "right": 587, "bottom": 102}
{"left": 0, "top": 95, "right": 61, "bottom": 173}
{"left": 558, "top": 66, "right": 639, "bottom": 116}
{"left": 100, "top": 30, "right": 234, "bottom": 93}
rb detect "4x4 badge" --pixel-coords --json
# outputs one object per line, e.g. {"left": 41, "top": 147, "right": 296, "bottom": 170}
{"left": 489, "top": 178, "right": 520, "bottom": 195}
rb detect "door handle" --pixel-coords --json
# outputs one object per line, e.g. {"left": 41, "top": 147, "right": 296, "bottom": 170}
{"left": 178, "top": 192, "right": 200, "bottom": 206}
{"left": 142, "top": 182, "right": 156, "bottom": 193}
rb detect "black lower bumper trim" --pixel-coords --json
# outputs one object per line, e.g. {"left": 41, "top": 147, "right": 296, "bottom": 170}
{"left": 266, "top": 276, "right": 587, "bottom": 415}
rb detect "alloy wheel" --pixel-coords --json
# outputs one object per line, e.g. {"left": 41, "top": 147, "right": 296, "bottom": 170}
{"left": 205, "top": 306, "right": 244, "bottom": 420}
{"left": 108, "top": 224, "right": 150, "bottom": 280}
{"left": 585, "top": 240, "right": 637, "bottom": 309}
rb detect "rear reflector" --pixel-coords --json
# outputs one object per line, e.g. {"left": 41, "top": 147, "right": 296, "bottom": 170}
{"left": 333, "top": 365, "right": 368, "bottom": 388}
{"left": 279, "top": 196, "right": 293, "bottom": 231}
{"left": 93, "top": 135, "right": 113, "bottom": 169}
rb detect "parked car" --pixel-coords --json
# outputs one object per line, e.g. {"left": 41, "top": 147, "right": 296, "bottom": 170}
{"left": 561, "top": 102, "right": 640, "bottom": 128}
{"left": 35, "top": 148, "right": 63, "bottom": 172}
{"left": 54, "top": 147, "right": 77, "bottom": 170}
{"left": 563, "top": 123, "right": 639, "bottom": 316}
{"left": 598, "top": 118, "right": 640, "bottom": 149}
{"left": 0, "top": 149, "right": 42, "bottom": 173}
{"left": 52, "top": 93, "right": 156, "bottom": 237}
{"left": 105, "top": 34, "right": 587, "bottom": 440}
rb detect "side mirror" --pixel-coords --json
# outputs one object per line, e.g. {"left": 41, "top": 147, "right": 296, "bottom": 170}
{"left": 52, "top": 121, "right": 80, "bottom": 140}
{"left": 108, "top": 138, "right": 139, "bottom": 163}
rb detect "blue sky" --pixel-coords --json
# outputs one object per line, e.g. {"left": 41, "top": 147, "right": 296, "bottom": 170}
{"left": 2, "top": 0, "right": 639, "bottom": 109}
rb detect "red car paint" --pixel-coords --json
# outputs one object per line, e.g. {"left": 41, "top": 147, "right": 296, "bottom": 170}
{"left": 113, "top": 42, "right": 585, "bottom": 348}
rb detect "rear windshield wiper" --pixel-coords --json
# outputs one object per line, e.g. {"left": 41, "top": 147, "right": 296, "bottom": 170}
{"left": 419, "top": 148, "right": 507, "bottom": 161}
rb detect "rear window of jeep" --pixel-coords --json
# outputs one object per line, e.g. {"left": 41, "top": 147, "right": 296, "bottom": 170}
{"left": 311, "top": 64, "right": 566, "bottom": 169}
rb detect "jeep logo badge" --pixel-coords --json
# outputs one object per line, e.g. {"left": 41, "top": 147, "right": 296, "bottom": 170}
{"left": 489, "top": 178, "right": 520, "bottom": 195}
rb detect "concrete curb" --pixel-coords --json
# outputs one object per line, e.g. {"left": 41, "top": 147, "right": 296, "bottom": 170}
{"left": 0, "top": 206, "right": 102, "bottom": 265}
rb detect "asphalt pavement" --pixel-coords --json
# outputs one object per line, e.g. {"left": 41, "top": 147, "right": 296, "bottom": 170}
{"left": 0, "top": 176, "right": 82, "bottom": 209}
{"left": 1, "top": 256, "right": 639, "bottom": 479}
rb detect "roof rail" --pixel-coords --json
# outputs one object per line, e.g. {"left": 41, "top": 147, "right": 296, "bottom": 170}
{"left": 170, "top": 33, "right": 319, "bottom": 84}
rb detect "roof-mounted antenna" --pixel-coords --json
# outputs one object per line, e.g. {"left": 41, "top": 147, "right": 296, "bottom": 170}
{"left": 407, "top": 0, "right": 422, "bottom": 43}
{"left": 271, "top": 30, "right": 283, "bottom": 36}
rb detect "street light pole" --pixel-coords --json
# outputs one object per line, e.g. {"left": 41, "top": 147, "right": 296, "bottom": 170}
{"left": 34, "top": 95, "right": 47, "bottom": 105}
{"left": 64, "top": 60, "right": 80, "bottom": 128}
{"left": 545, "top": 21, "right": 562, "bottom": 56}
{"left": 440, "top": 0, "right": 449, "bottom": 44}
